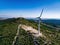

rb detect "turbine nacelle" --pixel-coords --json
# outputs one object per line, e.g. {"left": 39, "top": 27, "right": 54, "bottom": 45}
{"left": 36, "top": 9, "right": 44, "bottom": 20}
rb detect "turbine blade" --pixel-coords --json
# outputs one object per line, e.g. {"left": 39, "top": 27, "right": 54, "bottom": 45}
{"left": 40, "top": 9, "right": 44, "bottom": 17}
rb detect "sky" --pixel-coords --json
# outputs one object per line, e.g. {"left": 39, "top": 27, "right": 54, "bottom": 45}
{"left": 0, "top": 0, "right": 60, "bottom": 19}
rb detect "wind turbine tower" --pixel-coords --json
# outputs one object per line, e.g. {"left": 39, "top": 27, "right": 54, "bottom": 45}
{"left": 38, "top": 9, "right": 44, "bottom": 34}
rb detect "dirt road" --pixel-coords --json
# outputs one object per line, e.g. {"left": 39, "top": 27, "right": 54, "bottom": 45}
{"left": 21, "top": 24, "right": 43, "bottom": 37}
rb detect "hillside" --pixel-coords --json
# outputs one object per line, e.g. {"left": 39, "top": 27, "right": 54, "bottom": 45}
{"left": 0, "top": 17, "right": 60, "bottom": 45}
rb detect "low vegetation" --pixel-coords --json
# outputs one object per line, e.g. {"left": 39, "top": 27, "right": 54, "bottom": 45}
{"left": 0, "top": 17, "right": 60, "bottom": 45}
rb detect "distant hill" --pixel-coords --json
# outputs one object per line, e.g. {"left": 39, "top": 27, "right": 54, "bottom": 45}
{"left": 0, "top": 17, "right": 7, "bottom": 20}
{"left": 0, "top": 17, "right": 60, "bottom": 45}
{"left": 26, "top": 18, "right": 60, "bottom": 27}
{"left": 0, "top": 18, "right": 4, "bottom": 20}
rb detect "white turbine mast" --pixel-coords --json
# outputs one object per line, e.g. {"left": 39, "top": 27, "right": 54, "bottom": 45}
{"left": 38, "top": 9, "right": 44, "bottom": 34}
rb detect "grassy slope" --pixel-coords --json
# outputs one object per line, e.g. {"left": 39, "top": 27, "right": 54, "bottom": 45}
{"left": 0, "top": 19, "right": 18, "bottom": 45}
{"left": 0, "top": 18, "right": 34, "bottom": 45}
{"left": 0, "top": 18, "right": 60, "bottom": 45}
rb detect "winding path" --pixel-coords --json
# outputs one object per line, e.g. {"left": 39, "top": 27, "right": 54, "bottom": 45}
{"left": 12, "top": 24, "right": 21, "bottom": 45}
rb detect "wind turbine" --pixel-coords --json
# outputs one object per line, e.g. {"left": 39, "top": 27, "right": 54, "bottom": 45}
{"left": 37, "top": 9, "right": 44, "bottom": 34}
{"left": 33, "top": 9, "right": 44, "bottom": 45}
